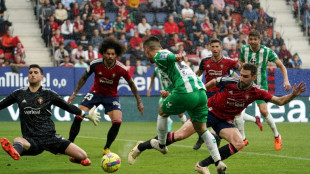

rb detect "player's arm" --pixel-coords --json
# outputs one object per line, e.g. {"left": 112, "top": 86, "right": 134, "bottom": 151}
{"left": 196, "top": 69, "right": 204, "bottom": 76}
{"left": 128, "top": 79, "right": 144, "bottom": 115}
{"left": 269, "top": 82, "right": 306, "bottom": 106}
{"left": 68, "top": 71, "right": 90, "bottom": 103}
{"left": 205, "top": 78, "right": 216, "bottom": 90}
{"left": 147, "top": 74, "right": 156, "bottom": 97}
{"left": 0, "top": 92, "right": 17, "bottom": 110}
{"left": 274, "top": 59, "right": 291, "bottom": 91}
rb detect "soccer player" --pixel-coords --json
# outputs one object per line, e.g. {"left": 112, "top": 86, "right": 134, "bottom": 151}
{"left": 193, "top": 38, "right": 263, "bottom": 150}
{"left": 140, "top": 36, "right": 226, "bottom": 173}
{"left": 67, "top": 36, "right": 144, "bottom": 155}
{"left": 0, "top": 64, "right": 100, "bottom": 166}
{"left": 238, "top": 30, "right": 292, "bottom": 150}
{"left": 128, "top": 63, "right": 306, "bottom": 174}
{"left": 147, "top": 66, "right": 187, "bottom": 131}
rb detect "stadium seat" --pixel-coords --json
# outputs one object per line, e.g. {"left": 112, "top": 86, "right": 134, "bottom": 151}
{"left": 231, "top": 13, "right": 242, "bottom": 26}
{"left": 105, "top": 12, "right": 117, "bottom": 22}
{"left": 4, "top": 52, "right": 13, "bottom": 60}
{"left": 155, "top": 12, "right": 168, "bottom": 26}
{"left": 144, "top": 12, "right": 155, "bottom": 25}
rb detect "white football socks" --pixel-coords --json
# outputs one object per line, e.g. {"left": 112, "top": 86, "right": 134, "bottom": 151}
{"left": 157, "top": 115, "right": 168, "bottom": 145}
{"left": 179, "top": 115, "right": 187, "bottom": 124}
{"left": 201, "top": 130, "right": 221, "bottom": 162}
{"left": 242, "top": 112, "right": 256, "bottom": 122}
{"left": 265, "top": 114, "right": 279, "bottom": 137}
{"left": 234, "top": 114, "right": 246, "bottom": 140}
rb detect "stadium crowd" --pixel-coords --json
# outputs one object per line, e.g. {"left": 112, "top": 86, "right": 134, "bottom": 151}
{"left": 0, "top": 0, "right": 303, "bottom": 70}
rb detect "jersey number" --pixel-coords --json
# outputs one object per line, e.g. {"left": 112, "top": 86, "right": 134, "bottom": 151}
{"left": 84, "top": 93, "right": 94, "bottom": 101}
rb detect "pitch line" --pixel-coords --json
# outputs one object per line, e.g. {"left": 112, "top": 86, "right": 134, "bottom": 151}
{"left": 78, "top": 136, "right": 310, "bottom": 161}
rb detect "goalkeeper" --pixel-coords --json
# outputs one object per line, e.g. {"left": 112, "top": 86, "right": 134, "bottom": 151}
{"left": 0, "top": 64, "right": 101, "bottom": 166}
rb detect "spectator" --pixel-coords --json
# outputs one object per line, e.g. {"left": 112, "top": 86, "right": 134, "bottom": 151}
{"left": 13, "top": 42, "right": 26, "bottom": 62}
{"left": 134, "top": 60, "right": 147, "bottom": 75}
{"left": 129, "top": 31, "right": 143, "bottom": 51}
{"left": 261, "top": 30, "right": 272, "bottom": 47}
{"left": 54, "top": 2, "right": 68, "bottom": 25}
{"left": 48, "top": 16, "right": 59, "bottom": 36}
{"left": 61, "top": 0, "right": 75, "bottom": 10}
{"left": 225, "top": 0, "right": 236, "bottom": 12}
{"left": 169, "top": 33, "right": 182, "bottom": 52}
{"left": 113, "top": 0, "right": 127, "bottom": 9}
{"left": 178, "top": 21, "right": 186, "bottom": 37}
{"left": 208, "top": 4, "right": 219, "bottom": 26}
{"left": 142, "top": 29, "right": 152, "bottom": 41}
{"left": 131, "top": 43, "right": 148, "bottom": 66}
{"left": 137, "top": 17, "right": 151, "bottom": 38}
{"left": 200, "top": 42, "right": 212, "bottom": 58}
{"left": 181, "top": 34, "right": 193, "bottom": 54}
{"left": 236, "top": 33, "right": 247, "bottom": 49}
{"left": 215, "top": 20, "right": 228, "bottom": 40}
{"left": 54, "top": 43, "right": 69, "bottom": 65}
{"left": 92, "top": 0, "right": 105, "bottom": 22}
{"left": 166, "top": 0, "right": 176, "bottom": 14}
{"left": 59, "top": 55, "right": 74, "bottom": 67}
{"left": 221, "top": 7, "right": 232, "bottom": 25}
{"left": 279, "top": 44, "right": 292, "bottom": 68}
{"left": 71, "top": 44, "right": 84, "bottom": 63}
{"left": 200, "top": 0, "right": 213, "bottom": 10}
{"left": 195, "top": 4, "right": 208, "bottom": 24}
{"left": 39, "top": 0, "right": 55, "bottom": 27}
{"left": 228, "top": 44, "right": 240, "bottom": 60}
{"left": 273, "top": 32, "right": 285, "bottom": 53}
{"left": 196, "top": 34, "right": 207, "bottom": 48}
{"left": 61, "top": 19, "right": 74, "bottom": 39}
{"left": 255, "top": 16, "right": 268, "bottom": 34}
{"left": 164, "top": 15, "right": 179, "bottom": 37}
{"left": 149, "top": 0, "right": 167, "bottom": 13}
{"left": 291, "top": 54, "right": 302, "bottom": 69}
{"left": 84, "top": 14, "right": 99, "bottom": 40}
{"left": 91, "top": 29, "right": 103, "bottom": 51}
{"left": 118, "top": 3, "right": 129, "bottom": 21}
{"left": 77, "top": 34, "right": 89, "bottom": 51}
{"left": 228, "top": 18, "right": 239, "bottom": 39}
{"left": 84, "top": 45, "right": 98, "bottom": 64}
{"left": 1, "top": 30, "right": 14, "bottom": 52}
{"left": 0, "top": 48, "right": 4, "bottom": 62}
{"left": 258, "top": 7, "right": 275, "bottom": 26}
{"left": 223, "top": 33, "right": 237, "bottom": 51}
{"left": 187, "top": 16, "right": 202, "bottom": 47}
{"left": 119, "top": 33, "right": 128, "bottom": 48}
{"left": 1, "top": 58, "right": 11, "bottom": 67}
{"left": 251, "top": 0, "right": 260, "bottom": 11}
{"left": 113, "top": 16, "right": 126, "bottom": 39}
{"left": 242, "top": 4, "right": 258, "bottom": 24}
{"left": 80, "top": 3, "right": 93, "bottom": 17}
{"left": 73, "top": 15, "right": 84, "bottom": 40}
{"left": 239, "top": 17, "right": 251, "bottom": 35}
{"left": 11, "top": 55, "right": 28, "bottom": 67}
{"left": 100, "top": 16, "right": 114, "bottom": 37}
{"left": 157, "top": 29, "right": 170, "bottom": 49}
{"left": 51, "top": 29, "right": 64, "bottom": 50}
{"left": 124, "top": 18, "right": 135, "bottom": 39}
{"left": 181, "top": 2, "right": 194, "bottom": 28}
{"left": 213, "top": 0, "right": 225, "bottom": 12}
{"left": 201, "top": 16, "right": 214, "bottom": 40}
{"left": 70, "top": 2, "right": 80, "bottom": 20}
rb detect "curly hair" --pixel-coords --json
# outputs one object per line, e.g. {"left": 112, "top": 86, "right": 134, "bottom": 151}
{"left": 98, "top": 36, "right": 126, "bottom": 57}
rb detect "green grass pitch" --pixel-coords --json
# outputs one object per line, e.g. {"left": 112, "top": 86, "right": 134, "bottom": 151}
{"left": 0, "top": 122, "right": 309, "bottom": 174}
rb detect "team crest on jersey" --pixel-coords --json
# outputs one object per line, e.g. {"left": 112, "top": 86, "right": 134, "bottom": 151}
{"left": 207, "top": 64, "right": 210, "bottom": 67}
{"left": 229, "top": 91, "right": 233, "bottom": 95}
{"left": 245, "top": 94, "right": 250, "bottom": 100}
{"left": 112, "top": 73, "right": 115, "bottom": 78}
{"left": 160, "top": 53, "right": 168, "bottom": 59}
{"left": 220, "top": 64, "right": 224, "bottom": 69}
{"left": 166, "top": 102, "right": 172, "bottom": 108}
{"left": 98, "top": 72, "right": 102, "bottom": 75}
{"left": 37, "top": 97, "right": 43, "bottom": 104}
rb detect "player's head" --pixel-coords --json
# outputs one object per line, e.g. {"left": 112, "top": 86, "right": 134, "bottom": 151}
{"left": 209, "top": 38, "right": 222, "bottom": 58}
{"left": 240, "top": 63, "right": 257, "bottom": 89}
{"left": 99, "top": 36, "right": 126, "bottom": 65}
{"left": 28, "top": 64, "right": 44, "bottom": 86}
{"left": 143, "top": 36, "right": 162, "bottom": 63}
{"left": 248, "top": 30, "right": 261, "bottom": 49}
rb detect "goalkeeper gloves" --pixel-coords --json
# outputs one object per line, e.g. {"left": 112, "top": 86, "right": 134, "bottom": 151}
{"left": 82, "top": 106, "right": 101, "bottom": 126}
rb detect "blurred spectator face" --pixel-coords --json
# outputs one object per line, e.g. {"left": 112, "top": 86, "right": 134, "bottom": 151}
{"left": 184, "top": 2, "right": 190, "bottom": 9}
{"left": 45, "top": 0, "right": 50, "bottom": 5}
{"left": 17, "top": 42, "right": 22, "bottom": 49}
{"left": 276, "top": 32, "right": 281, "bottom": 39}
{"left": 88, "top": 45, "right": 93, "bottom": 51}
{"left": 64, "top": 56, "right": 70, "bottom": 63}
{"left": 82, "top": 14, "right": 87, "bottom": 21}
{"left": 55, "top": 29, "right": 60, "bottom": 35}
{"left": 81, "top": 35, "right": 86, "bottom": 40}
{"left": 116, "top": 16, "right": 122, "bottom": 23}
{"left": 58, "top": 2, "right": 63, "bottom": 9}
{"left": 263, "top": 31, "right": 268, "bottom": 37}
{"left": 173, "top": 33, "right": 179, "bottom": 40}
{"left": 231, "top": 44, "right": 236, "bottom": 51}
{"left": 14, "top": 55, "right": 22, "bottom": 64}
{"left": 126, "top": 18, "right": 132, "bottom": 23}
{"left": 134, "top": 32, "right": 139, "bottom": 38}
{"left": 96, "top": 1, "right": 101, "bottom": 8}
{"left": 168, "top": 16, "right": 174, "bottom": 24}
{"left": 247, "top": 4, "right": 253, "bottom": 11}
{"left": 141, "top": 17, "right": 146, "bottom": 24}
{"left": 160, "top": 29, "right": 166, "bottom": 36}
{"left": 204, "top": 17, "right": 210, "bottom": 23}
{"left": 94, "top": 29, "right": 99, "bottom": 36}
{"left": 198, "top": 4, "right": 205, "bottom": 11}
{"left": 228, "top": 33, "right": 233, "bottom": 40}
{"left": 59, "top": 44, "right": 64, "bottom": 49}
{"left": 192, "top": 17, "right": 198, "bottom": 23}
{"left": 66, "top": 19, "right": 71, "bottom": 25}
{"left": 225, "top": 7, "right": 230, "bottom": 14}
{"left": 281, "top": 44, "right": 286, "bottom": 50}
{"left": 120, "top": 34, "right": 126, "bottom": 40}
{"left": 49, "top": 16, "right": 55, "bottom": 22}
{"left": 78, "top": 45, "right": 83, "bottom": 51}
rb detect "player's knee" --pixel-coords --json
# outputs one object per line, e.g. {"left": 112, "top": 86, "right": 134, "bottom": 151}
{"left": 78, "top": 150, "right": 88, "bottom": 160}
{"left": 13, "top": 137, "right": 23, "bottom": 144}
{"left": 233, "top": 139, "right": 245, "bottom": 151}
{"left": 260, "top": 110, "right": 269, "bottom": 117}
{"left": 112, "top": 120, "right": 122, "bottom": 125}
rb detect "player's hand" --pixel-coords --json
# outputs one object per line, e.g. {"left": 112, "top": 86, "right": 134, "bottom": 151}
{"left": 160, "top": 90, "right": 170, "bottom": 98}
{"left": 84, "top": 106, "right": 101, "bottom": 126}
{"left": 68, "top": 93, "right": 76, "bottom": 103}
{"left": 147, "top": 89, "right": 151, "bottom": 97}
{"left": 175, "top": 53, "right": 184, "bottom": 62}
{"left": 292, "top": 82, "right": 306, "bottom": 97}
{"left": 137, "top": 102, "right": 144, "bottom": 116}
{"left": 283, "top": 81, "right": 292, "bottom": 91}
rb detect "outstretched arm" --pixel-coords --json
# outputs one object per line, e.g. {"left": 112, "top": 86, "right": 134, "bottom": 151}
{"left": 274, "top": 59, "right": 291, "bottom": 91}
{"left": 128, "top": 79, "right": 144, "bottom": 115}
{"left": 147, "top": 75, "right": 156, "bottom": 97}
{"left": 270, "top": 82, "right": 306, "bottom": 106}
{"left": 205, "top": 79, "right": 217, "bottom": 90}
{"left": 68, "top": 71, "right": 90, "bottom": 103}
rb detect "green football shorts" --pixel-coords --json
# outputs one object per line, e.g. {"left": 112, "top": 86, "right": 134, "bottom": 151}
{"left": 255, "top": 84, "right": 268, "bottom": 105}
{"left": 161, "top": 89, "right": 208, "bottom": 123}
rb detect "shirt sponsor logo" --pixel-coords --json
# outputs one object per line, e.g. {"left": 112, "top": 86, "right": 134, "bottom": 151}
{"left": 208, "top": 70, "right": 222, "bottom": 76}
{"left": 24, "top": 107, "right": 41, "bottom": 115}
{"left": 99, "top": 77, "right": 113, "bottom": 84}
{"left": 226, "top": 98, "right": 245, "bottom": 107}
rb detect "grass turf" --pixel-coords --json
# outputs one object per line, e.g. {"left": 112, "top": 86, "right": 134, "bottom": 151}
{"left": 0, "top": 122, "right": 309, "bottom": 174}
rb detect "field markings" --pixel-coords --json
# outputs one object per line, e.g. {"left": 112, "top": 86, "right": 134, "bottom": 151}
{"left": 78, "top": 136, "right": 310, "bottom": 161}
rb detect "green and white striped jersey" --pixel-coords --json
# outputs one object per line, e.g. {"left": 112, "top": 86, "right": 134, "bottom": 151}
{"left": 240, "top": 44, "right": 278, "bottom": 90}
{"left": 153, "top": 67, "right": 173, "bottom": 92}
{"left": 153, "top": 50, "right": 205, "bottom": 93}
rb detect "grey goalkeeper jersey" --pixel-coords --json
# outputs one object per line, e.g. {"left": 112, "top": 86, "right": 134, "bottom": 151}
{"left": 0, "top": 86, "right": 81, "bottom": 143}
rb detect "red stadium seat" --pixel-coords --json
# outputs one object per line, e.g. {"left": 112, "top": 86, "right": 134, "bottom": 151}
{"left": 4, "top": 52, "right": 13, "bottom": 60}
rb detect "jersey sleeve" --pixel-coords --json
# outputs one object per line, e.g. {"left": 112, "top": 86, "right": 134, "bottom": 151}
{"left": 199, "top": 58, "right": 206, "bottom": 70}
{"left": 49, "top": 90, "right": 82, "bottom": 115}
{"left": 0, "top": 90, "right": 18, "bottom": 110}
{"left": 239, "top": 46, "right": 245, "bottom": 62}
{"left": 122, "top": 68, "right": 132, "bottom": 82}
{"left": 155, "top": 52, "right": 176, "bottom": 64}
{"left": 215, "top": 76, "right": 238, "bottom": 88}
{"left": 268, "top": 49, "right": 279, "bottom": 62}
{"left": 153, "top": 68, "right": 158, "bottom": 77}
{"left": 257, "top": 89, "right": 273, "bottom": 102}
{"left": 86, "top": 62, "right": 96, "bottom": 76}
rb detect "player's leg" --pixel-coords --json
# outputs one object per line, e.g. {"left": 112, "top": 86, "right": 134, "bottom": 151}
{"left": 65, "top": 143, "right": 91, "bottom": 166}
{"left": 68, "top": 105, "right": 90, "bottom": 142}
{"left": 257, "top": 101, "right": 281, "bottom": 150}
{"left": 103, "top": 109, "right": 122, "bottom": 154}
{"left": 242, "top": 111, "right": 263, "bottom": 131}
{"left": 234, "top": 112, "right": 247, "bottom": 147}
{"left": 1, "top": 137, "right": 31, "bottom": 160}
{"left": 167, "top": 116, "right": 173, "bottom": 132}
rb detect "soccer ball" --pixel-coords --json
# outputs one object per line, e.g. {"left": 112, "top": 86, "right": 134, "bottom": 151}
{"left": 101, "top": 153, "right": 121, "bottom": 173}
